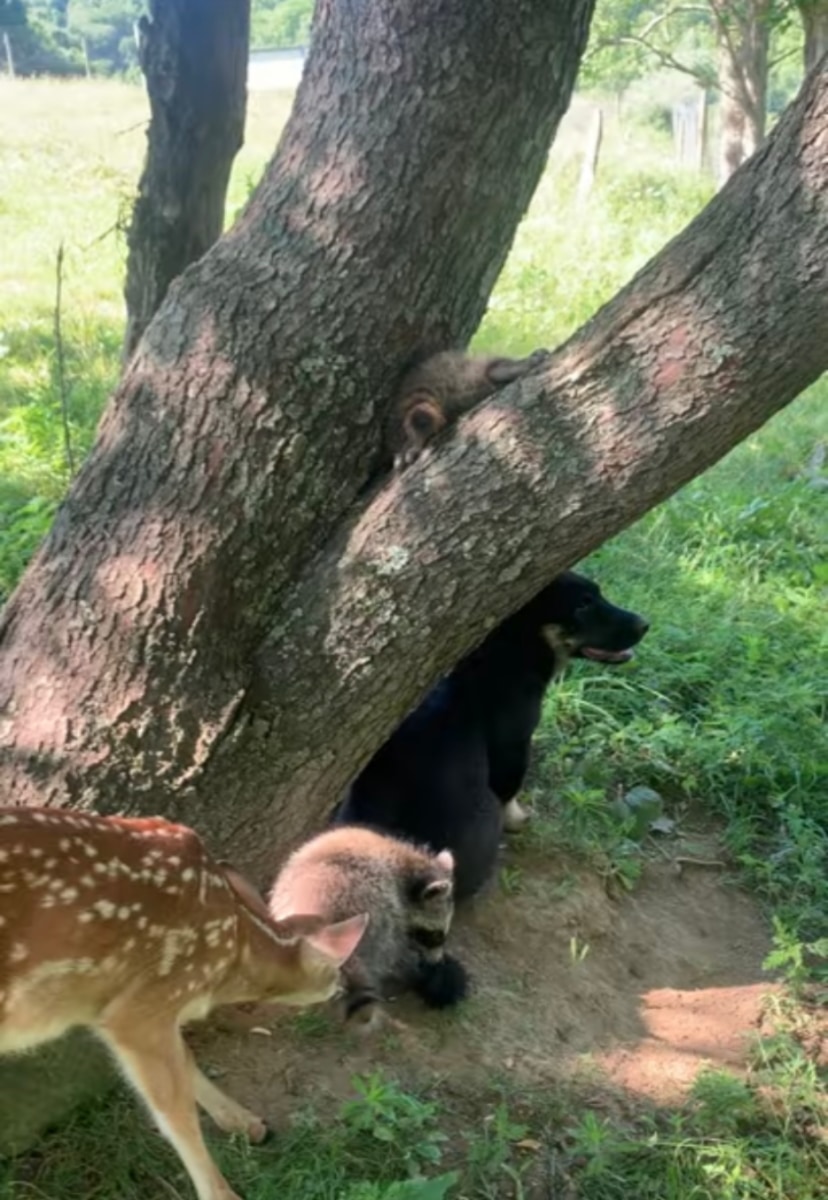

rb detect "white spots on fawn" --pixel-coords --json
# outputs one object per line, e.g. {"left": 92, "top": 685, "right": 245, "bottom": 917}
{"left": 92, "top": 899, "right": 116, "bottom": 919}
{"left": 181, "top": 868, "right": 196, "bottom": 883}
{"left": 158, "top": 927, "right": 198, "bottom": 977}
{"left": 0, "top": 814, "right": 19, "bottom": 825}
{"left": 0, "top": 850, "right": 7, "bottom": 863}
{"left": 0, "top": 883, "right": 16, "bottom": 894}
{"left": 59, "top": 886, "right": 79, "bottom": 904}
{"left": 59, "top": 839, "right": 71, "bottom": 852}
{"left": 0, "top": 915, "right": 6, "bottom": 927}
{"left": 9, "top": 943, "right": 29, "bottom": 963}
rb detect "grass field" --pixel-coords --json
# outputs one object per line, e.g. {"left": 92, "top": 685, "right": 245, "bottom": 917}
{"left": 0, "top": 77, "right": 826, "bottom": 1200}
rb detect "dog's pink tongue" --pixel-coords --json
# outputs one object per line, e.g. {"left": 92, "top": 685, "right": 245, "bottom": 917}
{"left": 581, "top": 647, "right": 634, "bottom": 663}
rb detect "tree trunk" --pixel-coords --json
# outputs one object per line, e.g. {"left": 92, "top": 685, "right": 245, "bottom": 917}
{"left": 712, "top": 0, "right": 769, "bottom": 183}
{"left": 2, "top": 41, "right": 827, "bottom": 886}
{"left": 122, "top": 0, "right": 251, "bottom": 361}
{"left": 798, "top": 0, "right": 828, "bottom": 71}
{"left": 0, "top": 0, "right": 594, "bottom": 834}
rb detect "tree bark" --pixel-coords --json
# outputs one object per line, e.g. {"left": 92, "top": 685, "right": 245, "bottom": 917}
{"left": 2, "top": 39, "right": 827, "bottom": 885}
{"left": 712, "top": 0, "right": 769, "bottom": 183}
{"left": 798, "top": 0, "right": 828, "bottom": 71}
{"left": 122, "top": 0, "right": 251, "bottom": 361}
{"left": 0, "top": 0, "right": 594, "bottom": 831}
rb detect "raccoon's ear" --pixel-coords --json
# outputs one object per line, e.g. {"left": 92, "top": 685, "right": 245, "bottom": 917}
{"left": 303, "top": 912, "right": 369, "bottom": 967}
{"left": 435, "top": 849, "right": 454, "bottom": 872}
{"left": 417, "top": 878, "right": 453, "bottom": 902}
{"left": 218, "top": 860, "right": 271, "bottom": 921}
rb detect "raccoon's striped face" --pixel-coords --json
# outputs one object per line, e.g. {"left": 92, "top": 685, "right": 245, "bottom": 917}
{"left": 407, "top": 862, "right": 455, "bottom": 963}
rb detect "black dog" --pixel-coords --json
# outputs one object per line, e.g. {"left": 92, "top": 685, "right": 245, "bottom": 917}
{"left": 334, "top": 571, "right": 648, "bottom": 900}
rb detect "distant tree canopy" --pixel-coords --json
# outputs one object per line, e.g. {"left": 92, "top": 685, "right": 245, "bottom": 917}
{"left": 1, "top": 0, "right": 311, "bottom": 76}
{"left": 251, "top": 0, "right": 312, "bottom": 47}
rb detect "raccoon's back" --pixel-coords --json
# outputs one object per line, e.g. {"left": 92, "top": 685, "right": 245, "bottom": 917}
{"left": 269, "top": 852, "right": 404, "bottom": 972}
{"left": 397, "top": 351, "right": 495, "bottom": 413}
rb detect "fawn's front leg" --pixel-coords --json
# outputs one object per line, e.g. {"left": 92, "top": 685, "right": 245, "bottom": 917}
{"left": 99, "top": 1013, "right": 242, "bottom": 1200}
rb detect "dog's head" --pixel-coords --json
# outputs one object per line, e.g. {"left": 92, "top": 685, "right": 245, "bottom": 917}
{"left": 527, "top": 571, "right": 649, "bottom": 668}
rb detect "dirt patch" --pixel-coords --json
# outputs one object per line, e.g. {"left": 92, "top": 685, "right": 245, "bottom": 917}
{"left": 190, "top": 823, "right": 774, "bottom": 1124}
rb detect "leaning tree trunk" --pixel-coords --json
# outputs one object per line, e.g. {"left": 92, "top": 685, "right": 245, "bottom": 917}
{"left": 122, "top": 0, "right": 251, "bottom": 360}
{"left": 713, "top": 0, "right": 769, "bottom": 183}
{"left": 0, "top": 4, "right": 826, "bottom": 885}
{"left": 798, "top": 0, "right": 828, "bottom": 71}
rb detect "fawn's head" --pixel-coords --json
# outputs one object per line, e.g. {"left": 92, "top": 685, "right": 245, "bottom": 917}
{"left": 219, "top": 863, "right": 368, "bottom": 1006}
{"left": 0, "top": 808, "right": 367, "bottom": 1041}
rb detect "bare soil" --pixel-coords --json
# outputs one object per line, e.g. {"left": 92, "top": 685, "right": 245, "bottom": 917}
{"left": 190, "top": 821, "right": 774, "bottom": 1127}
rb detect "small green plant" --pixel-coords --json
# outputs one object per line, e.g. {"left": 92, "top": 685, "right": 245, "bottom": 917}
{"left": 569, "top": 936, "right": 591, "bottom": 964}
{"left": 689, "top": 1069, "right": 758, "bottom": 1135}
{"left": 498, "top": 864, "right": 524, "bottom": 895}
{"left": 341, "top": 1073, "right": 448, "bottom": 1174}
{"left": 465, "top": 1103, "right": 530, "bottom": 1199}
{"left": 764, "top": 916, "right": 828, "bottom": 993}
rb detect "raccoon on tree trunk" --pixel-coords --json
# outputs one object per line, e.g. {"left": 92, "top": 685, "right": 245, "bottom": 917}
{"left": 386, "top": 348, "right": 548, "bottom": 470}
{"left": 267, "top": 826, "right": 468, "bottom": 1029}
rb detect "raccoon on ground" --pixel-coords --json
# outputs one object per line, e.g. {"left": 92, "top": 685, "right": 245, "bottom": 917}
{"left": 386, "top": 347, "right": 548, "bottom": 471}
{"left": 267, "top": 826, "right": 468, "bottom": 1029}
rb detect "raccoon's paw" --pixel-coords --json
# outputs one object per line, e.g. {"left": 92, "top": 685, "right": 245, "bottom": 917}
{"left": 503, "top": 797, "right": 531, "bottom": 832}
{"left": 394, "top": 444, "right": 434, "bottom": 472}
{"left": 344, "top": 993, "right": 385, "bottom": 1035}
{"left": 526, "top": 348, "right": 550, "bottom": 369}
{"left": 414, "top": 954, "right": 470, "bottom": 1009}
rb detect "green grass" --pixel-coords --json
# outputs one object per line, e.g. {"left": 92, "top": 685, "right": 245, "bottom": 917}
{"left": 0, "top": 78, "right": 826, "bottom": 1199}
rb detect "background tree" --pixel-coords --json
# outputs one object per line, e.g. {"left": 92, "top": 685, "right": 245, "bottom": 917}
{"left": 251, "top": 0, "right": 313, "bottom": 47}
{"left": 797, "top": 0, "right": 828, "bottom": 66}
{"left": 0, "top": 0, "right": 826, "bottom": 881}
{"left": 122, "top": 0, "right": 251, "bottom": 358}
{"left": 585, "top": 0, "right": 800, "bottom": 180}
{"left": 0, "top": 0, "right": 83, "bottom": 73}
{"left": 67, "top": 0, "right": 143, "bottom": 74}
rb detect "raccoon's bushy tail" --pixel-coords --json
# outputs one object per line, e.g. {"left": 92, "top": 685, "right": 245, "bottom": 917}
{"left": 411, "top": 954, "right": 469, "bottom": 1009}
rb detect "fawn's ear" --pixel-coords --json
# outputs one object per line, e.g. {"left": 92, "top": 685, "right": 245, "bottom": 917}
{"left": 218, "top": 861, "right": 271, "bottom": 921}
{"left": 304, "top": 912, "right": 369, "bottom": 966}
